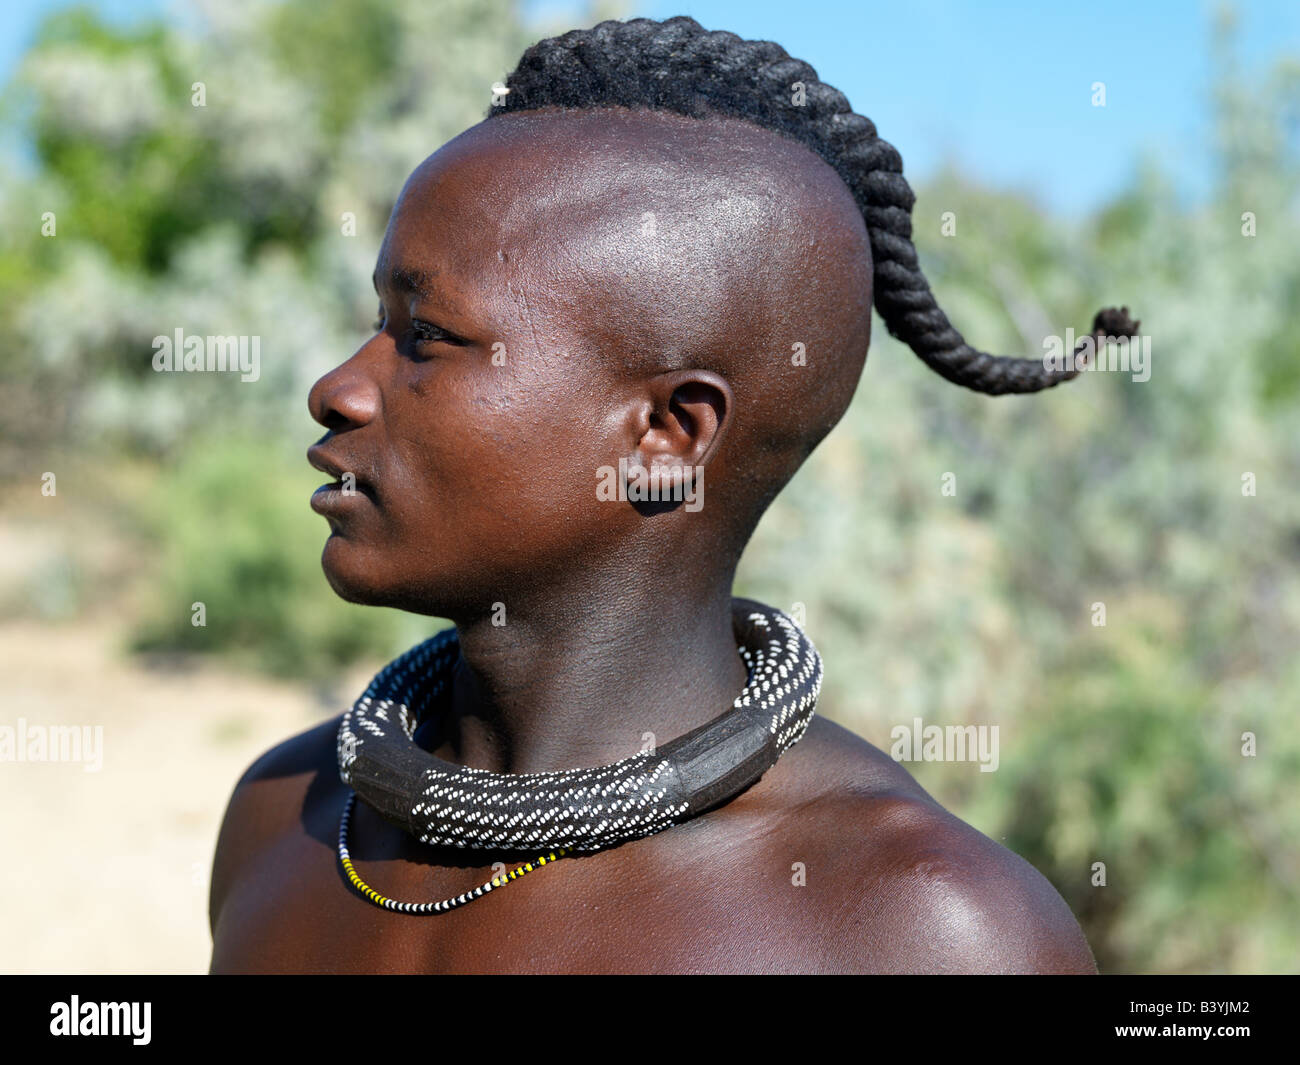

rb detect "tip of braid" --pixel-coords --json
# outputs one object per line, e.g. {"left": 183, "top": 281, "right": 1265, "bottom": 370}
{"left": 1091, "top": 306, "right": 1141, "bottom": 338}
{"left": 882, "top": 302, "right": 1144, "bottom": 396}
{"left": 493, "top": 16, "right": 1138, "bottom": 397}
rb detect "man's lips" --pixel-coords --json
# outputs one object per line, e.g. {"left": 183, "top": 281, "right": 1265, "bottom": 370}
{"left": 307, "top": 444, "right": 378, "bottom": 504}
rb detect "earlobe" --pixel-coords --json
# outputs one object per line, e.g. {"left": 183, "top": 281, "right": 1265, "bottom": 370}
{"left": 621, "top": 454, "right": 695, "bottom": 495}
{"left": 619, "top": 453, "right": 704, "bottom": 513}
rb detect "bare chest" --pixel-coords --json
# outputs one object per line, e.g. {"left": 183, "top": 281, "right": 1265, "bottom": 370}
{"left": 211, "top": 799, "right": 858, "bottom": 974}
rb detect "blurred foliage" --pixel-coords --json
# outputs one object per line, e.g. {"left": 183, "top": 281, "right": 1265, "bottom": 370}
{"left": 128, "top": 433, "right": 424, "bottom": 678}
{"left": 0, "top": 0, "right": 1296, "bottom": 972}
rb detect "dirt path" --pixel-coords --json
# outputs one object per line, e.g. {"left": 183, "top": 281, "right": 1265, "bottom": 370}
{"left": 1, "top": 618, "right": 371, "bottom": 974}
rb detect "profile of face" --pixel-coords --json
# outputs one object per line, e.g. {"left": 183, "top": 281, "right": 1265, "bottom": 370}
{"left": 306, "top": 109, "right": 872, "bottom": 620}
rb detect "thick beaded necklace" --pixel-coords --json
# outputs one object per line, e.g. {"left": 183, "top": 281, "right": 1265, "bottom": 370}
{"left": 336, "top": 598, "right": 822, "bottom": 914}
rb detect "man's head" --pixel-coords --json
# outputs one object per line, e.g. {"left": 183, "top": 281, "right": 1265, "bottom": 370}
{"left": 308, "top": 16, "right": 1121, "bottom": 618}
{"left": 308, "top": 105, "right": 869, "bottom": 614}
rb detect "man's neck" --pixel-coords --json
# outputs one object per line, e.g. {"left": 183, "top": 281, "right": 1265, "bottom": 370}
{"left": 423, "top": 578, "right": 749, "bottom": 774}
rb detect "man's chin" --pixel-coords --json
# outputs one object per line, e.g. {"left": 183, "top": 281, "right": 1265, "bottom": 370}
{"left": 319, "top": 538, "right": 448, "bottom": 615}
{"left": 321, "top": 538, "right": 394, "bottom": 605}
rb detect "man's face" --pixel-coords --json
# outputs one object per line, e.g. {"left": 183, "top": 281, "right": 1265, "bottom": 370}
{"left": 307, "top": 122, "right": 637, "bottom": 616}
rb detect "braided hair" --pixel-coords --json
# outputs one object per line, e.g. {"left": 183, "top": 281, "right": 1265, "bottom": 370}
{"left": 489, "top": 15, "right": 1137, "bottom": 396}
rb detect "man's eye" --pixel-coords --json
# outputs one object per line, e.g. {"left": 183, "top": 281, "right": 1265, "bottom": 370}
{"left": 411, "top": 319, "right": 455, "bottom": 345}
{"left": 370, "top": 303, "right": 459, "bottom": 346}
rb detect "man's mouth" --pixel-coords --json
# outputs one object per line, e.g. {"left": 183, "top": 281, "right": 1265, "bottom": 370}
{"left": 307, "top": 444, "right": 378, "bottom": 508}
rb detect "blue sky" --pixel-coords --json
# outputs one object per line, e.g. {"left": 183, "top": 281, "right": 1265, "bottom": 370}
{"left": 4, "top": 0, "right": 1297, "bottom": 215}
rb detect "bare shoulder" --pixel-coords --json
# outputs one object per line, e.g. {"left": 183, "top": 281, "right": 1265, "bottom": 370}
{"left": 208, "top": 714, "right": 343, "bottom": 935}
{"left": 752, "top": 715, "right": 1098, "bottom": 974}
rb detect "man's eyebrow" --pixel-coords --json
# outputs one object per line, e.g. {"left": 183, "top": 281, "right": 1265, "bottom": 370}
{"left": 372, "top": 265, "right": 436, "bottom": 298}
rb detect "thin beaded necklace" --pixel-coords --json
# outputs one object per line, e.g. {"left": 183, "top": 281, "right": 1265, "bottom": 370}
{"left": 338, "top": 793, "right": 571, "bottom": 914}
{"left": 337, "top": 598, "right": 822, "bottom": 914}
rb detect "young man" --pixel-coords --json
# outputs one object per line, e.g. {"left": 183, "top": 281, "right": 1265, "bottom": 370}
{"left": 209, "top": 16, "right": 1130, "bottom": 973}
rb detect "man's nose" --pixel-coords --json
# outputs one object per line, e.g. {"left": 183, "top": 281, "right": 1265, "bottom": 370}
{"left": 308, "top": 348, "right": 381, "bottom": 431}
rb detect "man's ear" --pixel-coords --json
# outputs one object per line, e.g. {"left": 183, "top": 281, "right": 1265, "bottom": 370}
{"left": 626, "top": 369, "right": 732, "bottom": 490}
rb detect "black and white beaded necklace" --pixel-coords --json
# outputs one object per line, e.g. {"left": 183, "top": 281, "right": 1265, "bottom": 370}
{"left": 336, "top": 598, "right": 823, "bottom": 914}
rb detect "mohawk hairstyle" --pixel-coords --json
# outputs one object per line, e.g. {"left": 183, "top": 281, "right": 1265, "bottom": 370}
{"left": 489, "top": 15, "right": 1138, "bottom": 396}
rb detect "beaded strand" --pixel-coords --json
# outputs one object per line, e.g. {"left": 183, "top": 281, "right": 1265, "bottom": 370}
{"left": 338, "top": 792, "right": 570, "bottom": 914}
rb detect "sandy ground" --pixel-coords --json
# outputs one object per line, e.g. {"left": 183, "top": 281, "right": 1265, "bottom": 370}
{"left": 1, "top": 617, "right": 368, "bottom": 974}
